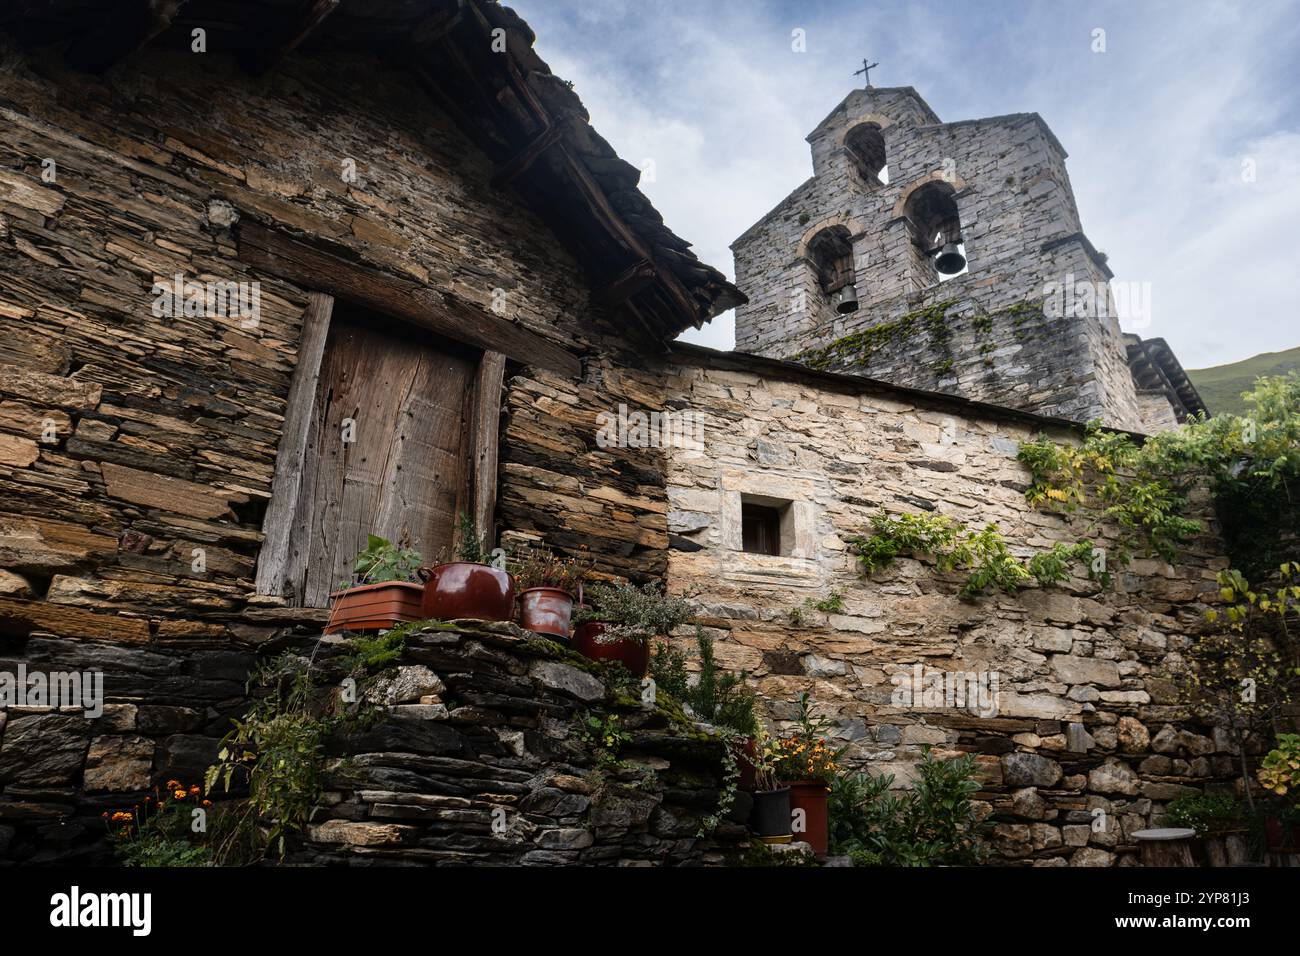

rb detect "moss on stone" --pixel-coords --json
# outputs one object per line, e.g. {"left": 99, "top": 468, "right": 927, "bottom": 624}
{"left": 791, "top": 299, "right": 958, "bottom": 372}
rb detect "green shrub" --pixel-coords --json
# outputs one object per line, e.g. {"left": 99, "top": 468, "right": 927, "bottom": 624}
{"left": 1163, "top": 793, "right": 1247, "bottom": 836}
{"left": 829, "top": 748, "right": 988, "bottom": 866}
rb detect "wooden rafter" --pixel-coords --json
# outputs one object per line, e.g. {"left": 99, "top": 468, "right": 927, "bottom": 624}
{"left": 66, "top": 0, "right": 186, "bottom": 72}
{"left": 248, "top": 0, "right": 340, "bottom": 75}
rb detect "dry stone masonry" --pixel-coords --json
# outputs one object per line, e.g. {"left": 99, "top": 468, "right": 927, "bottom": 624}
{"left": 661, "top": 348, "right": 1231, "bottom": 866}
{"left": 730, "top": 86, "right": 1203, "bottom": 433}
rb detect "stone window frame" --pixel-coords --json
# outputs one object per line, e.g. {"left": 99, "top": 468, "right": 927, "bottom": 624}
{"left": 721, "top": 488, "right": 815, "bottom": 560}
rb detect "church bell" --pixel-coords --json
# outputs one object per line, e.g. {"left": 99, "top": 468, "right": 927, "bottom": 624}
{"left": 835, "top": 283, "right": 860, "bottom": 314}
{"left": 935, "top": 242, "right": 966, "bottom": 275}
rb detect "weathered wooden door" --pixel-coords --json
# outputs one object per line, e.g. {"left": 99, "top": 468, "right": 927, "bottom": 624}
{"left": 262, "top": 299, "right": 475, "bottom": 607}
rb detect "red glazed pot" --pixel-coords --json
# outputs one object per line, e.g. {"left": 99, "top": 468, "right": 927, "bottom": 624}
{"left": 326, "top": 581, "right": 424, "bottom": 634}
{"left": 572, "top": 620, "right": 650, "bottom": 677}
{"left": 735, "top": 736, "right": 758, "bottom": 792}
{"left": 785, "top": 779, "right": 830, "bottom": 860}
{"left": 519, "top": 586, "right": 575, "bottom": 637}
{"left": 1264, "top": 817, "right": 1300, "bottom": 852}
{"left": 418, "top": 562, "right": 515, "bottom": 622}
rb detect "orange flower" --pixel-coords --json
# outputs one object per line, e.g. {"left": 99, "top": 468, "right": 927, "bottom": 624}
{"left": 166, "top": 779, "right": 181, "bottom": 789}
{"left": 173, "top": 789, "right": 187, "bottom": 800}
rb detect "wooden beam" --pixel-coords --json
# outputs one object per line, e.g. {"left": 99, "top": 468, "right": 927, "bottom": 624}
{"left": 490, "top": 121, "right": 564, "bottom": 188}
{"left": 470, "top": 350, "right": 507, "bottom": 544}
{"left": 594, "top": 259, "right": 657, "bottom": 307}
{"left": 67, "top": 0, "right": 186, "bottom": 73}
{"left": 237, "top": 220, "right": 581, "bottom": 377}
{"left": 411, "top": 6, "right": 464, "bottom": 48}
{"left": 248, "top": 0, "right": 340, "bottom": 75}
{"left": 254, "top": 292, "right": 334, "bottom": 599}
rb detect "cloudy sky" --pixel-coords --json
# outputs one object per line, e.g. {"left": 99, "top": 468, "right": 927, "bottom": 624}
{"left": 508, "top": 0, "right": 1300, "bottom": 369}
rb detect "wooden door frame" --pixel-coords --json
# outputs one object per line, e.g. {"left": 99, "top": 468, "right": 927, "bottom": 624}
{"left": 254, "top": 291, "right": 507, "bottom": 600}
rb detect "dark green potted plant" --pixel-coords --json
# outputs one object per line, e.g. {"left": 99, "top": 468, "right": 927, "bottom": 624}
{"left": 573, "top": 580, "right": 692, "bottom": 675}
{"left": 749, "top": 728, "right": 792, "bottom": 844}
{"left": 326, "top": 535, "right": 424, "bottom": 634}
{"left": 1163, "top": 792, "right": 1250, "bottom": 865}
{"left": 418, "top": 512, "right": 515, "bottom": 622}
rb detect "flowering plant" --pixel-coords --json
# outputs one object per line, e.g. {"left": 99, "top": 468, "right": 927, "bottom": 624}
{"left": 509, "top": 547, "right": 593, "bottom": 595}
{"left": 773, "top": 692, "right": 847, "bottom": 785}
{"left": 105, "top": 780, "right": 213, "bottom": 867}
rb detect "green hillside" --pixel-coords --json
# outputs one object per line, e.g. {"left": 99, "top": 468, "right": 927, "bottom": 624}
{"left": 1186, "top": 346, "right": 1300, "bottom": 416}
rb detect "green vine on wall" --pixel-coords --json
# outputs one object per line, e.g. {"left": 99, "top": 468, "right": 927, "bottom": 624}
{"left": 847, "top": 510, "right": 1099, "bottom": 599}
{"left": 1017, "top": 373, "right": 1300, "bottom": 579}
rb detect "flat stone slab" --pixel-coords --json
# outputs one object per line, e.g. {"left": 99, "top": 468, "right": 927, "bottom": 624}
{"left": 1132, "top": 828, "right": 1195, "bottom": 841}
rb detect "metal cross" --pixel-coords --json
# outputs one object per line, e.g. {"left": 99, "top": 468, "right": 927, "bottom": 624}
{"left": 853, "top": 59, "right": 879, "bottom": 88}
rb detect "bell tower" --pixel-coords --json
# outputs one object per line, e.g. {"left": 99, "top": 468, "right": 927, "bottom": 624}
{"left": 729, "top": 85, "right": 1189, "bottom": 432}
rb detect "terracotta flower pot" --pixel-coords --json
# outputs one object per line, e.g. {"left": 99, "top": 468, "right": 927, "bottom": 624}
{"left": 418, "top": 562, "right": 515, "bottom": 621}
{"left": 571, "top": 620, "right": 650, "bottom": 676}
{"left": 734, "top": 736, "right": 758, "bottom": 792}
{"left": 751, "top": 787, "right": 793, "bottom": 843}
{"left": 326, "top": 581, "right": 424, "bottom": 634}
{"left": 1264, "top": 817, "right": 1300, "bottom": 852}
{"left": 785, "top": 779, "right": 830, "bottom": 860}
{"left": 519, "top": 586, "right": 574, "bottom": 637}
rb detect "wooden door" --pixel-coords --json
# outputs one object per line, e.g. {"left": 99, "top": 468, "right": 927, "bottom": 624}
{"left": 288, "top": 307, "right": 474, "bottom": 607}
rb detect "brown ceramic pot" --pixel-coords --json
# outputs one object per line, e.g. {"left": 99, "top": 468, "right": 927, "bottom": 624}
{"left": 418, "top": 562, "right": 515, "bottom": 621}
{"left": 518, "top": 586, "right": 575, "bottom": 637}
{"left": 785, "top": 779, "right": 831, "bottom": 860}
{"left": 326, "top": 581, "right": 424, "bottom": 634}
{"left": 571, "top": 620, "right": 651, "bottom": 677}
{"left": 1264, "top": 817, "right": 1300, "bottom": 852}
{"left": 517, "top": 587, "right": 574, "bottom": 639}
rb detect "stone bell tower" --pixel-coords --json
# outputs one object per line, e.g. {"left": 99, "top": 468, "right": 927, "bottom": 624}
{"left": 730, "top": 85, "right": 1204, "bottom": 432}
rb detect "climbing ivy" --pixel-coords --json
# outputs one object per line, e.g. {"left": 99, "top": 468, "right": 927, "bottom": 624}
{"left": 1018, "top": 373, "right": 1300, "bottom": 578}
{"left": 847, "top": 510, "right": 1099, "bottom": 599}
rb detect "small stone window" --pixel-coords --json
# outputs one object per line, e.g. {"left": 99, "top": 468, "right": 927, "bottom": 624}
{"left": 845, "top": 123, "right": 888, "bottom": 185}
{"left": 741, "top": 495, "right": 793, "bottom": 556}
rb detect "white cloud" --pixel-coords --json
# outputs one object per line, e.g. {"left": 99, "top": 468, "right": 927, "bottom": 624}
{"left": 508, "top": 0, "right": 1300, "bottom": 365}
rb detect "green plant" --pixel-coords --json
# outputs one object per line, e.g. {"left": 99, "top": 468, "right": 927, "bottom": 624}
{"left": 1259, "top": 734, "right": 1300, "bottom": 799}
{"left": 1018, "top": 373, "right": 1300, "bottom": 579}
{"left": 453, "top": 510, "right": 491, "bottom": 563}
{"left": 788, "top": 590, "right": 845, "bottom": 624}
{"left": 1163, "top": 793, "right": 1247, "bottom": 836}
{"left": 828, "top": 766, "right": 893, "bottom": 854}
{"left": 348, "top": 534, "right": 422, "bottom": 588}
{"left": 684, "top": 627, "right": 758, "bottom": 738}
{"left": 509, "top": 547, "right": 592, "bottom": 594}
{"left": 576, "top": 580, "right": 693, "bottom": 645}
{"left": 1168, "top": 564, "right": 1300, "bottom": 809}
{"left": 698, "top": 731, "right": 743, "bottom": 836}
{"left": 649, "top": 639, "right": 690, "bottom": 700}
{"left": 576, "top": 711, "right": 632, "bottom": 772}
{"left": 773, "top": 692, "right": 847, "bottom": 784}
{"left": 105, "top": 782, "right": 214, "bottom": 867}
{"left": 831, "top": 748, "right": 988, "bottom": 866}
{"left": 847, "top": 510, "right": 1097, "bottom": 598}
{"left": 205, "top": 650, "right": 348, "bottom": 861}
{"left": 340, "top": 624, "right": 410, "bottom": 674}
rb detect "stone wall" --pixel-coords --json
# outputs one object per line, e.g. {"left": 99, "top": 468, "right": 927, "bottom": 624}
{"left": 731, "top": 86, "right": 1145, "bottom": 431}
{"left": 0, "top": 46, "right": 671, "bottom": 853}
{"left": 300, "top": 621, "right": 744, "bottom": 866}
{"left": 661, "top": 349, "right": 1233, "bottom": 866}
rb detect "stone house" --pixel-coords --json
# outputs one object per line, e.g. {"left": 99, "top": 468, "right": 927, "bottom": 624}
{"left": 0, "top": 0, "right": 1235, "bottom": 865}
